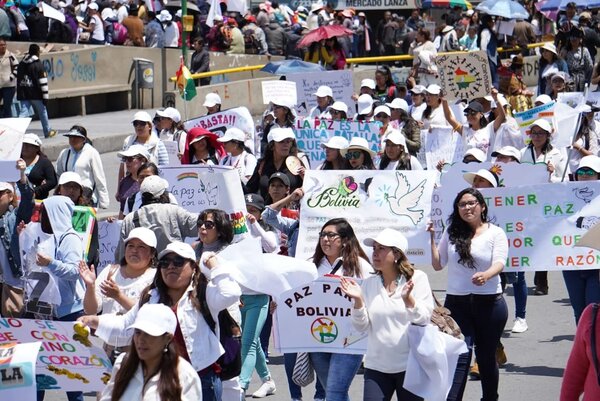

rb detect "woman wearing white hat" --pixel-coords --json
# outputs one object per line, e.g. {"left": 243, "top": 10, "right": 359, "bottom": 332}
{"left": 218, "top": 128, "right": 257, "bottom": 185}
{"left": 329, "top": 101, "right": 349, "bottom": 121}
{"left": 379, "top": 131, "right": 423, "bottom": 171}
{"left": 520, "top": 119, "right": 566, "bottom": 184}
{"left": 99, "top": 303, "right": 203, "bottom": 401}
{"left": 79, "top": 227, "right": 157, "bottom": 362}
{"left": 156, "top": 107, "right": 186, "bottom": 157}
{"left": 341, "top": 228, "right": 433, "bottom": 401}
{"left": 421, "top": 84, "right": 449, "bottom": 130}
{"left": 317, "top": 136, "right": 351, "bottom": 170}
{"left": 537, "top": 42, "right": 568, "bottom": 96}
{"left": 387, "top": 98, "right": 421, "bottom": 155}
{"left": 341, "top": 137, "right": 376, "bottom": 170}
{"left": 79, "top": 2, "right": 105, "bottom": 44}
{"left": 568, "top": 105, "right": 600, "bottom": 176}
{"left": 20, "top": 133, "right": 57, "bottom": 199}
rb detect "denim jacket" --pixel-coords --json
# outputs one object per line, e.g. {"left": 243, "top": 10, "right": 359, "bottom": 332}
{"left": 0, "top": 181, "right": 34, "bottom": 287}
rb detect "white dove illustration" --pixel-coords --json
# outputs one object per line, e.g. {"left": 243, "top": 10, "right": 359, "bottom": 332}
{"left": 384, "top": 172, "right": 426, "bottom": 225}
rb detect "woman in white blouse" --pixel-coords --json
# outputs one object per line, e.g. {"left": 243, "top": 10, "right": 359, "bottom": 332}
{"left": 217, "top": 127, "right": 257, "bottom": 185}
{"left": 340, "top": 228, "right": 433, "bottom": 401}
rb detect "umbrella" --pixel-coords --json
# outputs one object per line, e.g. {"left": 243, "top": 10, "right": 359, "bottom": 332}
{"left": 420, "top": 0, "right": 472, "bottom": 10}
{"left": 535, "top": 0, "right": 560, "bottom": 22}
{"left": 297, "top": 25, "right": 354, "bottom": 49}
{"left": 260, "top": 60, "right": 326, "bottom": 75}
{"left": 574, "top": 222, "right": 600, "bottom": 251}
{"left": 540, "top": 0, "right": 600, "bottom": 12}
{"left": 476, "top": 0, "right": 529, "bottom": 19}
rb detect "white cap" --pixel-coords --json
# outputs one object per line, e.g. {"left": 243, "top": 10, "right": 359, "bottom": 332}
{"left": 313, "top": 85, "right": 333, "bottom": 98}
{"left": 541, "top": 42, "right": 557, "bottom": 56}
{"left": 271, "top": 99, "right": 295, "bottom": 109}
{"left": 578, "top": 155, "right": 600, "bottom": 173}
{"left": 140, "top": 175, "right": 168, "bottom": 198}
{"left": 463, "top": 169, "right": 498, "bottom": 188}
{"left": 158, "top": 241, "right": 196, "bottom": 260}
{"left": 87, "top": 2, "right": 98, "bottom": 10}
{"left": 217, "top": 127, "right": 246, "bottom": 142}
{"left": 23, "top": 133, "right": 42, "bottom": 147}
{"left": 132, "top": 111, "right": 153, "bottom": 123}
{"left": 384, "top": 131, "right": 407, "bottom": 148}
{"left": 321, "top": 136, "right": 349, "bottom": 150}
{"left": 58, "top": 171, "right": 84, "bottom": 187}
{"left": 373, "top": 105, "right": 391, "bottom": 117}
{"left": 101, "top": 7, "right": 115, "bottom": 20}
{"left": 63, "top": 128, "right": 86, "bottom": 139}
{"left": 360, "top": 78, "right": 376, "bottom": 90}
{"left": 175, "top": 9, "right": 182, "bottom": 18}
{"left": 363, "top": 228, "right": 408, "bottom": 253}
{"left": 128, "top": 304, "right": 177, "bottom": 336}
{"left": 491, "top": 146, "right": 521, "bottom": 162}
{"left": 0, "top": 182, "right": 14, "bottom": 193}
{"left": 463, "top": 148, "right": 487, "bottom": 162}
{"left": 357, "top": 94, "right": 373, "bottom": 115}
{"left": 203, "top": 93, "right": 222, "bottom": 107}
{"left": 118, "top": 144, "right": 151, "bottom": 161}
{"left": 155, "top": 107, "right": 181, "bottom": 123}
{"left": 330, "top": 101, "right": 349, "bottom": 114}
{"left": 158, "top": 9, "right": 172, "bottom": 22}
{"left": 268, "top": 127, "right": 295, "bottom": 143}
{"left": 386, "top": 98, "right": 409, "bottom": 113}
{"left": 531, "top": 119, "right": 553, "bottom": 134}
{"left": 425, "top": 84, "right": 442, "bottom": 95}
{"left": 410, "top": 85, "right": 426, "bottom": 94}
{"left": 125, "top": 227, "right": 157, "bottom": 248}
{"left": 341, "top": 136, "right": 375, "bottom": 157}
{"left": 213, "top": 14, "right": 223, "bottom": 21}
{"left": 534, "top": 94, "right": 552, "bottom": 105}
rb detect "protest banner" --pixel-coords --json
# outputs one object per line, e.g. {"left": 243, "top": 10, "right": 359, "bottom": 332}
{"left": 557, "top": 92, "right": 585, "bottom": 109}
{"left": 0, "top": 318, "right": 111, "bottom": 391}
{"left": 0, "top": 118, "right": 31, "bottom": 181}
{"left": 552, "top": 102, "right": 582, "bottom": 149}
{"left": 287, "top": 70, "right": 355, "bottom": 117}
{"left": 436, "top": 51, "right": 491, "bottom": 101}
{"left": 97, "top": 220, "right": 122, "bottom": 276}
{"left": 479, "top": 181, "right": 600, "bottom": 272}
{"left": 293, "top": 119, "right": 380, "bottom": 166}
{"left": 183, "top": 107, "right": 256, "bottom": 153}
{"left": 273, "top": 277, "right": 367, "bottom": 354}
{"left": 425, "top": 126, "right": 464, "bottom": 170}
{"left": 162, "top": 140, "right": 181, "bottom": 166}
{"left": 513, "top": 101, "right": 555, "bottom": 138}
{"left": 297, "top": 170, "right": 437, "bottom": 265}
{"left": 0, "top": 342, "right": 39, "bottom": 398}
{"left": 261, "top": 80, "right": 297, "bottom": 107}
{"left": 159, "top": 165, "right": 248, "bottom": 235}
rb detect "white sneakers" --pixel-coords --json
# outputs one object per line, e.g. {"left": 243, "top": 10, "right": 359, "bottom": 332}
{"left": 252, "top": 379, "right": 276, "bottom": 398}
{"left": 511, "top": 317, "right": 528, "bottom": 333}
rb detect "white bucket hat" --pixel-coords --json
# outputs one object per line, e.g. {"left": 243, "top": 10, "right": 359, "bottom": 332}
{"left": 363, "top": 228, "right": 408, "bottom": 253}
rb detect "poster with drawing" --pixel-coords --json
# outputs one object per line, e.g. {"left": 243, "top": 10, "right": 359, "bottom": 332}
{"left": 261, "top": 80, "right": 297, "bottom": 106}
{"left": 287, "top": 70, "right": 355, "bottom": 117}
{"left": 436, "top": 51, "right": 491, "bottom": 101}
{"left": 0, "top": 118, "right": 31, "bottom": 181}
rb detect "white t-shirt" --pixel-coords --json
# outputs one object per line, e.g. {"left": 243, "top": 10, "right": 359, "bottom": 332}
{"left": 422, "top": 105, "right": 448, "bottom": 130}
{"left": 91, "top": 15, "right": 105, "bottom": 41}
{"left": 382, "top": 156, "right": 423, "bottom": 171}
{"left": 462, "top": 123, "right": 495, "bottom": 159}
{"left": 437, "top": 224, "right": 508, "bottom": 295}
{"left": 219, "top": 151, "right": 258, "bottom": 185}
{"left": 520, "top": 145, "right": 568, "bottom": 183}
{"left": 410, "top": 103, "right": 427, "bottom": 122}
{"left": 317, "top": 256, "right": 374, "bottom": 279}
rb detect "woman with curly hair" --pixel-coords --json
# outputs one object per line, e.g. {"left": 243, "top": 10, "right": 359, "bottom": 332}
{"left": 429, "top": 188, "right": 508, "bottom": 401}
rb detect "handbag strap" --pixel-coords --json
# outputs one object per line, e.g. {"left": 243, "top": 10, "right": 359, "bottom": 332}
{"left": 329, "top": 259, "right": 343, "bottom": 275}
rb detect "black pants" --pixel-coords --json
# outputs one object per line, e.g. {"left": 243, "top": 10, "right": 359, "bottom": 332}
{"left": 363, "top": 369, "right": 423, "bottom": 401}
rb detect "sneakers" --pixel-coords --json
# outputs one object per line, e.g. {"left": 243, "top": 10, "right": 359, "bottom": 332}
{"left": 252, "top": 379, "right": 276, "bottom": 398}
{"left": 511, "top": 317, "right": 528, "bottom": 333}
{"left": 469, "top": 363, "right": 480, "bottom": 380}
{"left": 46, "top": 130, "right": 57, "bottom": 138}
{"left": 496, "top": 343, "right": 507, "bottom": 366}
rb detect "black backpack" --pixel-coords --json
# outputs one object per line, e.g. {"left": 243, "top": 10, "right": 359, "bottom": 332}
{"left": 243, "top": 28, "right": 260, "bottom": 54}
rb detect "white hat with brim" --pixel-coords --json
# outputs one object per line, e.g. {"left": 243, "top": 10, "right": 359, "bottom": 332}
{"left": 330, "top": 101, "right": 349, "bottom": 114}
{"left": 118, "top": 144, "right": 151, "bottom": 161}
{"left": 158, "top": 241, "right": 196, "bottom": 261}
{"left": 268, "top": 127, "right": 295, "bottom": 143}
{"left": 313, "top": 85, "right": 333, "bottom": 98}
{"left": 23, "top": 133, "right": 42, "bottom": 147}
{"left": 87, "top": 2, "right": 98, "bottom": 10}
{"left": 384, "top": 131, "right": 407, "bottom": 148}
{"left": 373, "top": 105, "right": 391, "bottom": 117}
{"left": 63, "top": 129, "right": 86, "bottom": 139}
{"left": 155, "top": 107, "right": 181, "bottom": 123}
{"left": 386, "top": 98, "right": 409, "bottom": 113}
{"left": 321, "top": 136, "right": 349, "bottom": 150}
{"left": 128, "top": 304, "right": 177, "bottom": 336}
{"left": 425, "top": 84, "right": 442, "bottom": 95}
{"left": 140, "top": 175, "right": 168, "bottom": 198}
{"left": 217, "top": 127, "right": 246, "bottom": 143}
{"left": 463, "top": 148, "right": 487, "bottom": 162}
{"left": 357, "top": 94, "right": 373, "bottom": 115}
{"left": 341, "top": 136, "right": 376, "bottom": 157}
{"left": 578, "top": 155, "right": 600, "bottom": 173}
{"left": 125, "top": 227, "right": 157, "bottom": 248}
{"left": 491, "top": 146, "right": 521, "bottom": 162}
{"left": 132, "top": 111, "right": 152, "bottom": 123}
{"left": 203, "top": 93, "right": 222, "bottom": 107}
{"left": 363, "top": 228, "right": 408, "bottom": 253}
{"left": 0, "top": 182, "right": 14, "bottom": 193}
{"left": 541, "top": 42, "right": 558, "bottom": 56}
{"left": 58, "top": 171, "right": 84, "bottom": 187}
{"left": 360, "top": 79, "right": 376, "bottom": 90}
{"left": 463, "top": 169, "right": 498, "bottom": 188}
{"left": 534, "top": 94, "right": 552, "bottom": 105}
{"left": 531, "top": 119, "right": 553, "bottom": 134}
{"left": 410, "top": 85, "right": 426, "bottom": 94}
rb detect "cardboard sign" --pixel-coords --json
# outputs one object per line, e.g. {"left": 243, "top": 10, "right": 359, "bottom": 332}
{"left": 0, "top": 118, "right": 31, "bottom": 181}
{"left": 261, "top": 80, "right": 297, "bottom": 107}
{"left": 97, "top": 220, "right": 122, "bottom": 276}
{"left": 425, "top": 126, "right": 464, "bottom": 170}
{"left": 436, "top": 51, "right": 491, "bottom": 101}
{"left": 0, "top": 342, "right": 39, "bottom": 398}
{"left": 287, "top": 70, "right": 355, "bottom": 117}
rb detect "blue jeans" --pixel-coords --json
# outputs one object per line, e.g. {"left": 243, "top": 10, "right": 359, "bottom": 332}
{"left": 239, "top": 294, "right": 270, "bottom": 389}
{"left": 363, "top": 369, "right": 423, "bottom": 401}
{"left": 562, "top": 269, "right": 600, "bottom": 324}
{"left": 200, "top": 369, "right": 222, "bottom": 401}
{"left": 283, "top": 353, "right": 326, "bottom": 399}
{"left": 37, "top": 310, "right": 84, "bottom": 401}
{"left": 513, "top": 272, "right": 527, "bottom": 319}
{"left": 0, "top": 86, "right": 15, "bottom": 117}
{"left": 19, "top": 99, "right": 51, "bottom": 137}
{"left": 445, "top": 294, "right": 508, "bottom": 401}
{"left": 310, "top": 352, "right": 363, "bottom": 401}
{"left": 260, "top": 303, "right": 273, "bottom": 359}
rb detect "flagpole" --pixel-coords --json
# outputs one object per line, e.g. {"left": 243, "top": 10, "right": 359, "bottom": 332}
{"left": 182, "top": 0, "right": 188, "bottom": 64}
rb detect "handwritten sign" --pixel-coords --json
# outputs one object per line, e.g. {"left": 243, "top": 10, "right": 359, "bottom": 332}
{"left": 261, "top": 80, "right": 297, "bottom": 106}
{"left": 0, "top": 118, "right": 31, "bottom": 181}
{"left": 162, "top": 140, "right": 181, "bottom": 166}
{"left": 97, "top": 220, "right": 122, "bottom": 276}
{"left": 436, "top": 51, "right": 491, "bottom": 101}
{"left": 287, "top": 70, "right": 355, "bottom": 117}
{"left": 425, "top": 126, "right": 464, "bottom": 170}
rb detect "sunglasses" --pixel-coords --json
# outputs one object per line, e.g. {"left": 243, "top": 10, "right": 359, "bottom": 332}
{"left": 158, "top": 255, "right": 187, "bottom": 269}
{"left": 345, "top": 150, "right": 363, "bottom": 160}
{"left": 198, "top": 220, "right": 216, "bottom": 230}
{"left": 133, "top": 121, "right": 147, "bottom": 127}
{"left": 577, "top": 168, "right": 597, "bottom": 177}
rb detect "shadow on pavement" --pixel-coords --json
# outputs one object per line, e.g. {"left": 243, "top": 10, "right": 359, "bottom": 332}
{"left": 501, "top": 364, "right": 565, "bottom": 378}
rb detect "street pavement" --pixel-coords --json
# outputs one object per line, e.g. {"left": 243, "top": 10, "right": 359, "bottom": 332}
{"left": 30, "top": 112, "right": 575, "bottom": 401}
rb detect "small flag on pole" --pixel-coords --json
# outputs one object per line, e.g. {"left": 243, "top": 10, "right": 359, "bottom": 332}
{"left": 175, "top": 57, "right": 197, "bottom": 101}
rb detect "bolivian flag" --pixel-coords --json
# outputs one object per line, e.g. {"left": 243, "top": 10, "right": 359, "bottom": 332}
{"left": 176, "top": 57, "right": 197, "bottom": 101}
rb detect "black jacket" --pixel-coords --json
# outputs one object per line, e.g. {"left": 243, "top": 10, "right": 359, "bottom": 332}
{"left": 17, "top": 54, "right": 48, "bottom": 101}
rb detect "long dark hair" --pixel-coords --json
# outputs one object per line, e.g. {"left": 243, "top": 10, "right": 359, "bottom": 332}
{"left": 260, "top": 138, "right": 299, "bottom": 169}
{"left": 422, "top": 97, "right": 441, "bottom": 120}
{"left": 320, "top": 149, "right": 351, "bottom": 170}
{"left": 379, "top": 143, "right": 412, "bottom": 170}
{"left": 352, "top": 151, "right": 375, "bottom": 170}
{"left": 447, "top": 188, "right": 488, "bottom": 269}
{"left": 311, "top": 218, "right": 370, "bottom": 278}
{"left": 111, "top": 339, "right": 181, "bottom": 401}
{"left": 198, "top": 209, "right": 234, "bottom": 244}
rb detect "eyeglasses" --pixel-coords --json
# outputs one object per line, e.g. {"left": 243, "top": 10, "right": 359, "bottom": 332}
{"left": 319, "top": 232, "right": 341, "bottom": 240}
{"left": 457, "top": 200, "right": 480, "bottom": 209}
{"left": 122, "top": 156, "right": 142, "bottom": 163}
{"left": 133, "top": 121, "right": 147, "bottom": 127}
{"left": 577, "top": 168, "right": 597, "bottom": 177}
{"left": 198, "top": 220, "right": 216, "bottom": 230}
{"left": 529, "top": 130, "right": 548, "bottom": 137}
{"left": 158, "top": 255, "right": 187, "bottom": 269}
{"left": 345, "top": 150, "right": 363, "bottom": 160}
